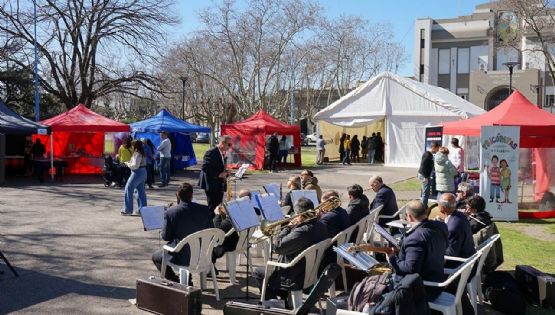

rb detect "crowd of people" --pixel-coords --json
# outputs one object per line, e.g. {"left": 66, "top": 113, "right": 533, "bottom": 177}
{"left": 338, "top": 132, "right": 384, "bottom": 165}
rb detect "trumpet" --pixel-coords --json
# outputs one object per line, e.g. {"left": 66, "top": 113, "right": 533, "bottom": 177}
{"left": 260, "top": 196, "right": 341, "bottom": 236}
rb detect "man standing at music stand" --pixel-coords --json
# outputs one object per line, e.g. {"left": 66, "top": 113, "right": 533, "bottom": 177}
{"left": 199, "top": 135, "right": 232, "bottom": 214}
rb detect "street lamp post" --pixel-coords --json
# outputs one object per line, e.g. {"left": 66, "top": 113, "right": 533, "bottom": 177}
{"left": 179, "top": 76, "right": 187, "bottom": 120}
{"left": 33, "top": 0, "right": 40, "bottom": 122}
{"left": 503, "top": 61, "right": 520, "bottom": 96}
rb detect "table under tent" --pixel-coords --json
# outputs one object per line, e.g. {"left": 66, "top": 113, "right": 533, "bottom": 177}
{"left": 130, "top": 109, "right": 210, "bottom": 170}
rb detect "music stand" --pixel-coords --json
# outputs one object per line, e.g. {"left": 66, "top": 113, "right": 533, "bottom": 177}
{"left": 0, "top": 250, "right": 18, "bottom": 277}
{"left": 224, "top": 197, "right": 259, "bottom": 300}
{"left": 230, "top": 163, "right": 250, "bottom": 198}
{"left": 290, "top": 190, "right": 319, "bottom": 210}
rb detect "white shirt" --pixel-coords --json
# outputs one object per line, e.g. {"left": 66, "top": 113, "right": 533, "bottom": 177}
{"left": 444, "top": 214, "right": 452, "bottom": 225}
{"left": 158, "top": 138, "right": 172, "bottom": 158}
{"left": 126, "top": 152, "right": 146, "bottom": 170}
{"left": 449, "top": 146, "right": 464, "bottom": 173}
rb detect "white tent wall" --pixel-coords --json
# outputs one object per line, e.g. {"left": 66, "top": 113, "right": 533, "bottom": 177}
{"left": 314, "top": 72, "right": 485, "bottom": 167}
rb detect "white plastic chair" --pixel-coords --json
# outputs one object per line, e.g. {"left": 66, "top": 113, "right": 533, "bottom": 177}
{"left": 225, "top": 225, "right": 258, "bottom": 284}
{"left": 445, "top": 234, "right": 500, "bottom": 314}
{"left": 424, "top": 252, "right": 480, "bottom": 315}
{"left": 378, "top": 202, "right": 407, "bottom": 223}
{"left": 329, "top": 224, "right": 358, "bottom": 297}
{"left": 360, "top": 205, "right": 382, "bottom": 244}
{"left": 260, "top": 238, "right": 331, "bottom": 309}
{"left": 161, "top": 228, "right": 225, "bottom": 301}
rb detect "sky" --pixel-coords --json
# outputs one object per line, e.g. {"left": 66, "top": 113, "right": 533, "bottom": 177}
{"left": 172, "top": 0, "right": 488, "bottom": 76}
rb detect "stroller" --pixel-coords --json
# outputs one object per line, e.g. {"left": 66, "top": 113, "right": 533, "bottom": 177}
{"left": 102, "top": 155, "right": 126, "bottom": 187}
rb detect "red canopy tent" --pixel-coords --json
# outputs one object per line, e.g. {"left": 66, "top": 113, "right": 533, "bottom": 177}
{"left": 442, "top": 91, "right": 555, "bottom": 203}
{"left": 443, "top": 91, "right": 555, "bottom": 148}
{"left": 35, "top": 104, "right": 130, "bottom": 174}
{"left": 221, "top": 109, "right": 301, "bottom": 170}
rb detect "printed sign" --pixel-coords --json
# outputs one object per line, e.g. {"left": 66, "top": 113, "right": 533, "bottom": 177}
{"left": 424, "top": 126, "right": 443, "bottom": 151}
{"left": 480, "top": 126, "right": 520, "bottom": 221}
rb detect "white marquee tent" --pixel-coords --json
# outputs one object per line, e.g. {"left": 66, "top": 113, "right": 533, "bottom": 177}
{"left": 313, "top": 72, "right": 485, "bottom": 167}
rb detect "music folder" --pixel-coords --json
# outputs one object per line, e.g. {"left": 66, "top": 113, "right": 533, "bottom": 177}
{"left": 256, "top": 193, "right": 284, "bottom": 222}
{"left": 333, "top": 243, "right": 380, "bottom": 272}
{"left": 225, "top": 197, "right": 259, "bottom": 232}
{"left": 374, "top": 223, "right": 401, "bottom": 249}
{"left": 139, "top": 206, "right": 166, "bottom": 231}
{"left": 233, "top": 163, "right": 250, "bottom": 179}
{"left": 290, "top": 190, "right": 319, "bottom": 208}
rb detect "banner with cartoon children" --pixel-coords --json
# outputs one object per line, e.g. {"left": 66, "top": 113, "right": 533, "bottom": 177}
{"left": 480, "top": 126, "right": 520, "bottom": 221}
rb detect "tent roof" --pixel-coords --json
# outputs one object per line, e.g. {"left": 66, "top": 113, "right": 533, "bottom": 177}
{"left": 443, "top": 90, "right": 555, "bottom": 147}
{"left": 313, "top": 71, "right": 485, "bottom": 126}
{"left": 0, "top": 100, "right": 49, "bottom": 134}
{"left": 41, "top": 104, "right": 129, "bottom": 132}
{"left": 130, "top": 109, "right": 210, "bottom": 133}
{"left": 222, "top": 109, "right": 299, "bottom": 133}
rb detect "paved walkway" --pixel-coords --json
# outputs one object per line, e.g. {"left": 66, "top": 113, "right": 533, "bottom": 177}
{"left": 0, "top": 164, "right": 420, "bottom": 314}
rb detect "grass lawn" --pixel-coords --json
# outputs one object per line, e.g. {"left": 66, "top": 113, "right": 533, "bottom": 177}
{"left": 390, "top": 177, "right": 420, "bottom": 191}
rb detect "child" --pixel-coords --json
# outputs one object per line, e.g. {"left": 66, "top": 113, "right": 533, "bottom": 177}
{"left": 500, "top": 159, "right": 512, "bottom": 203}
{"left": 486, "top": 155, "right": 502, "bottom": 203}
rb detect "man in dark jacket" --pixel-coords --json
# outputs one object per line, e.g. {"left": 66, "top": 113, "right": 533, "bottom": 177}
{"left": 267, "top": 133, "right": 280, "bottom": 172}
{"left": 438, "top": 193, "right": 476, "bottom": 260}
{"left": 319, "top": 190, "right": 350, "bottom": 238}
{"left": 253, "top": 197, "right": 328, "bottom": 303}
{"left": 198, "top": 135, "right": 232, "bottom": 213}
{"left": 346, "top": 184, "right": 370, "bottom": 225}
{"left": 385, "top": 199, "right": 448, "bottom": 301}
{"left": 464, "top": 195, "right": 492, "bottom": 234}
{"left": 152, "top": 183, "right": 214, "bottom": 282}
{"left": 418, "top": 141, "right": 440, "bottom": 208}
{"left": 369, "top": 176, "right": 399, "bottom": 226}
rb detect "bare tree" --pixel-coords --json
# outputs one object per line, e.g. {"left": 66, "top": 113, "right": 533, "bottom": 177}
{"left": 498, "top": 0, "right": 555, "bottom": 86}
{"left": 0, "top": 0, "right": 178, "bottom": 110}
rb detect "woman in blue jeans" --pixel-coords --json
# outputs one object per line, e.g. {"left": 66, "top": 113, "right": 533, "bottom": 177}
{"left": 121, "top": 140, "right": 148, "bottom": 215}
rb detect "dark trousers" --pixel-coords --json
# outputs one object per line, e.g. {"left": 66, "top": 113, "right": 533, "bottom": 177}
{"left": 269, "top": 154, "right": 279, "bottom": 171}
{"left": 253, "top": 267, "right": 289, "bottom": 301}
{"left": 205, "top": 189, "right": 223, "bottom": 214}
{"left": 152, "top": 250, "right": 179, "bottom": 282}
{"left": 146, "top": 163, "right": 155, "bottom": 186}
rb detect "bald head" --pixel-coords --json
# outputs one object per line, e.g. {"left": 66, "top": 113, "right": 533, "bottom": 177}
{"left": 238, "top": 189, "right": 251, "bottom": 199}
{"left": 369, "top": 176, "right": 383, "bottom": 192}
{"left": 438, "top": 193, "right": 456, "bottom": 215}
{"left": 321, "top": 190, "right": 339, "bottom": 203}
{"left": 406, "top": 199, "right": 427, "bottom": 221}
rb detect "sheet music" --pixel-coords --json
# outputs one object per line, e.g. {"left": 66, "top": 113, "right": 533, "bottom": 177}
{"left": 291, "top": 190, "right": 320, "bottom": 208}
{"left": 374, "top": 223, "right": 400, "bottom": 249}
{"left": 256, "top": 193, "right": 284, "bottom": 222}
{"left": 333, "top": 243, "right": 380, "bottom": 271}
{"left": 264, "top": 183, "right": 281, "bottom": 200}
{"left": 139, "top": 206, "right": 166, "bottom": 231}
{"left": 234, "top": 163, "right": 250, "bottom": 179}
{"left": 225, "top": 197, "right": 259, "bottom": 231}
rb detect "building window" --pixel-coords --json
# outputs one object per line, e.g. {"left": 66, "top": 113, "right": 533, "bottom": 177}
{"left": 457, "top": 48, "right": 470, "bottom": 74}
{"left": 545, "top": 95, "right": 555, "bottom": 107}
{"left": 438, "top": 49, "right": 450, "bottom": 74}
{"left": 420, "top": 64, "right": 425, "bottom": 75}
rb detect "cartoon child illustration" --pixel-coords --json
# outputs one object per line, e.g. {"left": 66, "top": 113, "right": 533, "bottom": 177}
{"left": 500, "top": 159, "right": 512, "bottom": 203}
{"left": 486, "top": 155, "right": 502, "bottom": 203}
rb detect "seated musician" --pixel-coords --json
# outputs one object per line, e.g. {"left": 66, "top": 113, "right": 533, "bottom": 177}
{"left": 383, "top": 200, "right": 448, "bottom": 301}
{"left": 368, "top": 176, "right": 399, "bottom": 226}
{"left": 463, "top": 195, "right": 492, "bottom": 234}
{"left": 151, "top": 183, "right": 214, "bottom": 283}
{"left": 212, "top": 189, "right": 260, "bottom": 265}
{"left": 281, "top": 175, "right": 302, "bottom": 215}
{"left": 253, "top": 197, "right": 328, "bottom": 305}
{"left": 300, "top": 169, "right": 323, "bottom": 201}
{"left": 319, "top": 190, "right": 350, "bottom": 238}
{"left": 455, "top": 182, "right": 475, "bottom": 209}
{"left": 346, "top": 184, "right": 370, "bottom": 225}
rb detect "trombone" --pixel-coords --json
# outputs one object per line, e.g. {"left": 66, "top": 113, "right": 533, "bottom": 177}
{"left": 259, "top": 196, "right": 341, "bottom": 236}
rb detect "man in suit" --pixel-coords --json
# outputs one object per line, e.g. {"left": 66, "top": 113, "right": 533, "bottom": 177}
{"left": 346, "top": 184, "right": 370, "bottom": 225}
{"left": 319, "top": 190, "right": 350, "bottom": 238}
{"left": 384, "top": 199, "right": 448, "bottom": 301}
{"left": 438, "top": 193, "right": 476, "bottom": 260}
{"left": 151, "top": 183, "right": 214, "bottom": 282}
{"left": 199, "top": 135, "right": 232, "bottom": 213}
{"left": 369, "top": 175, "right": 399, "bottom": 226}
{"left": 253, "top": 197, "right": 328, "bottom": 306}
{"left": 438, "top": 193, "right": 477, "bottom": 315}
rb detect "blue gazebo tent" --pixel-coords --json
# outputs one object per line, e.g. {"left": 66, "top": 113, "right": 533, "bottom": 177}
{"left": 130, "top": 109, "right": 210, "bottom": 169}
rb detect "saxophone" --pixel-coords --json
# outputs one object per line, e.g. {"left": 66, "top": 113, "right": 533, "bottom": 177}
{"left": 217, "top": 176, "right": 234, "bottom": 219}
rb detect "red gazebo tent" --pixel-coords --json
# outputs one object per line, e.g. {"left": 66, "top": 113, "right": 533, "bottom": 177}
{"left": 221, "top": 109, "right": 301, "bottom": 170}
{"left": 442, "top": 91, "right": 555, "bottom": 202}
{"left": 36, "top": 104, "right": 130, "bottom": 174}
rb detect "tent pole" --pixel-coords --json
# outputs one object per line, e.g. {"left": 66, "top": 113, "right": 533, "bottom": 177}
{"left": 50, "top": 132, "right": 54, "bottom": 181}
